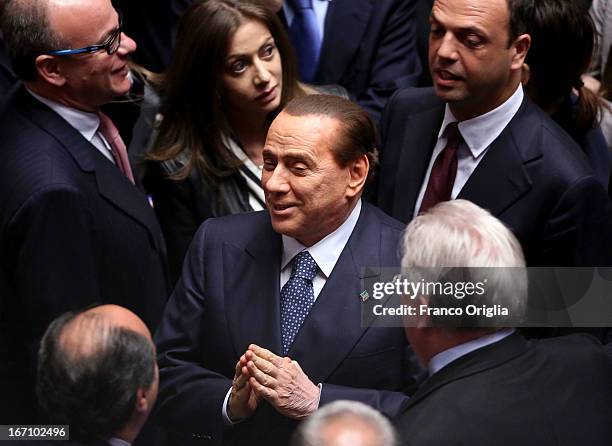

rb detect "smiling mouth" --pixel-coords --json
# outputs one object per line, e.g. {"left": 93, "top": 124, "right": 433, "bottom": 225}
{"left": 270, "top": 202, "right": 295, "bottom": 212}
{"left": 113, "top": 65, "right": 129, "bottom": 76}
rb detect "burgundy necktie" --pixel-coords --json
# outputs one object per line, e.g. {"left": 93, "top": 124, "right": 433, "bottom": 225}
{"left": 419, "top": 122, "right": 462, "bottom": 214}
{"left": 97, "top": 112, "right": 135, "bottom": 184}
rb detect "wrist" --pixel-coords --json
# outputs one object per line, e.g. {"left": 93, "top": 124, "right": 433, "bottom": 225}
{"left": 227, "top": 395, "right": 243, "bottom": 422}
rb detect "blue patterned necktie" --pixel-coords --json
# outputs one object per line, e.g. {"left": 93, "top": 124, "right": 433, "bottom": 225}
{"left": 288, "top": 0, "right": 322, "bottom": 82}
{"left": 280, "top": 250, "right": 318, "bottom": 355}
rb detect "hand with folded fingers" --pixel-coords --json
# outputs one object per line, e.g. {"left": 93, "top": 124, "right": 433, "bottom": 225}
{"left": 245, "top": 344, "right": 320, "bottom": 419}
{"left": 228, "top": 354, "right": 260, "bottom": 421}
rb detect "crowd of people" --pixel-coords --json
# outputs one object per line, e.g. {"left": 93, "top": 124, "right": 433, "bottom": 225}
{"left": 0, "top": 0, "right": 611, "bottom": 445}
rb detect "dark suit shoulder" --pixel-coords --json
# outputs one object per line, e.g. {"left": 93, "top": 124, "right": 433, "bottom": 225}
{"left": 533, "top": 333, "right": 611, "bottom": 367}
{"left": 191, "top": 210, "right": 273, "bottom": 247}
{"left": 387, "top": 87, "right": 442, "bottom": 114}
{"left": 363, "top": 202, "right": 406, "bottom": 234}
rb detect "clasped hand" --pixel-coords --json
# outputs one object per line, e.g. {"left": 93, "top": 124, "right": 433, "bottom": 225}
{"left": 229, "top": 344, "right": 320, "bottom": 420}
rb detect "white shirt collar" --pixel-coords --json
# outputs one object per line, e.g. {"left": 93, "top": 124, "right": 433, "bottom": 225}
{"left": 281, "top": 199, "right": 362, "bottom": 278}
{"left": 438, "top": 84, "right": 524, "bottom": 159}
{"left": 428, "top": 328, "right": 515, "bottom": 376}
{"left": 107, "top": 437, "right": 131, "bottom": 446}
{"left": 26, "top": 88, "right": 100, "bottom": 142}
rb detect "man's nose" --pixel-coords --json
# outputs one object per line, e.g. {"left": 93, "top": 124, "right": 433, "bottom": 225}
{"left": 117, "top": 32, "right": 137, "bottom": 56}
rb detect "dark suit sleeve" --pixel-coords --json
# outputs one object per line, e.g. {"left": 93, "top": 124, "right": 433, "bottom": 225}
{"left": 154, "top": 220, "right": 231, "bottom": 442}
{"left": 8, "top": 185, "right": 101, "bottom": 319}
{"left": 5, "top": 184, "right": 102, "bottom": 404}
{"left": 356, "top": 0, "right": 421, "bottom": 122}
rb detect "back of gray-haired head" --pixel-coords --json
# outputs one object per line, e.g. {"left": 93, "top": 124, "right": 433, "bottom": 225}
{"left": 401, "top": 199, "right": 528, "bottom": 327}
{"left": 291, "top": 400, "right": 397, "bottom": 446}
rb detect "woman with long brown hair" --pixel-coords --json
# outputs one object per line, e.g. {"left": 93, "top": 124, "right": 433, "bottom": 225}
{"left": 523, "top": 0, "right": 610, "bottom": 189}
{"left": 143, "top": 0, "right": 332, "bottom": 282}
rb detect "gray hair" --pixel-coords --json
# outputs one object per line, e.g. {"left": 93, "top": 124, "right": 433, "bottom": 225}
{"left": 1, "top": 0, "right": 65, "bottom": 81}
{"left": 291, "top": 400, "right": 397, "bottom": 446}
{"left": 401, "top": 200, "right": 528, "bottom": 327}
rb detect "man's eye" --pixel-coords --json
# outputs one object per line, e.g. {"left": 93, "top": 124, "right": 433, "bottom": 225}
{"left": 430, "top": 26, "right": 444, "bottom": 38}
{"left": 464, "top": 35, "right": 483, "bottom": 47}
{"left": 291, "top": 163, "right": 308, "bottom": 172}
{"left": 263, "top": 160, "right": 276, "bottom": 170}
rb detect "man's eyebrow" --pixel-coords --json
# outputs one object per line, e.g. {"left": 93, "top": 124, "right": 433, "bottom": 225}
{"left": 97, "top": 26, "right": 118, "bottom": 45}
{"left": 429, "top": 12, "right": 487, "bottom": 36}
{"left": 96, "top": 15, "right": 121, "bottom": 45}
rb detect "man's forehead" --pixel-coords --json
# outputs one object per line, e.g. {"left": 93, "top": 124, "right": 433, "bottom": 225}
{"left": 268, "top": 113, "right": 340, "bottom": 143}
{"left": 432, "top": 0, "right": 509, "bottom": 27}
{"left": 47, "top": 0, "right": 117, "bottom": 44}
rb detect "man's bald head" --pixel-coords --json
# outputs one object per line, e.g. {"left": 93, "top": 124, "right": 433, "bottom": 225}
{"left": 58, "top": 305, "right": 152, "bottom": 360}
{"left": 37, "top": 305, "right": 157, "bottom": 443}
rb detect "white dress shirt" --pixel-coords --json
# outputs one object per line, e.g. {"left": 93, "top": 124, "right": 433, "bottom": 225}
{"left": 225, "top": 136, "right": 266, "bottom": 212}
{"left": 282, "top": 0, "right": 329, "bottom": 43}
{"left": 222, "top": 199, "right": 362, "bottom": 424}
{"left": 280, "top": 199, "right": 361, "bottom": 299}
{"left": 414, "top": 84, "right": 524, "bottom": 216}
{"left": 26, "top": 89, "right": 116, "bottom": 163}
{"left": 428, "top": 329, "right": 515, "bottom": 376}
{"left": 107, "top": 437, "right": 131, "bottom": 446}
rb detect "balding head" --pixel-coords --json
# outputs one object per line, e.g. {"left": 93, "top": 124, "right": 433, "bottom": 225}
{"left": 37, "top": 305, "right": 157, "bottom": 443}
{"left": 56, "top": 304, "right": 152, "bottom": 363}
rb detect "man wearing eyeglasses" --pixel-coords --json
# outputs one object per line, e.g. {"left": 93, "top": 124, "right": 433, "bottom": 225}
{"left": 0, "top": 0, "right": 169, "bottom": 424}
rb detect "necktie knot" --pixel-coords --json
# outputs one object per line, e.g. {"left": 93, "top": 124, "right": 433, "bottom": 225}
{"left": 418, "top": 122, "right": 462, "bottom": 214}
{"left": 290, "top": 251, "right": 318, "bottom": 282}
{"left": 291, "top": 0, "right": 314, "bottom": 11}
{"left": 444, "top": 122, "right": 462, "bottom": 151}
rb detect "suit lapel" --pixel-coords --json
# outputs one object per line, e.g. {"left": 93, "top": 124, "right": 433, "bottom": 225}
{"left": 316, "top": 0, "right": 372, "bottom": 83}
{"left": 404, "top": 333, "right": 528, "bottom": 410}
{"left": 393, "top": 104, "right": 444, "bottom": 222}
{"left": 288, "top": 205, "right": 383, "bottom": 383}
{"left": 19, "top": 87, "right": 163, "bottom": 251}
{"left": 224, "top": 216, "right": 283, "bottom": 357}
{"left": 458, "top": 100, "right": 539, "bottom": 217}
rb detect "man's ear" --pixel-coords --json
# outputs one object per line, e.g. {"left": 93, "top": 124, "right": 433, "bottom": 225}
{"left": 134, "top": 387, "right": 150, "bottom": 414}
{"left": 346, "top": 154, "right": 369, "bottom": 198}
{"left": 511, "top": 34, "right": 531, "bottom": 70}
{"left": 521, "top": 63, "right": 530, "bottom": 86}
{"left": 34, "top": 54, "right": 67, "bottom": 87}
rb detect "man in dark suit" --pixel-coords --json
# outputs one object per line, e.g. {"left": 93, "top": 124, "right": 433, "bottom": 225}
{"left": 376, "top": 0, "right": 611, "bottom": 266}
{"left": 154, "top": 95, "right": 421, "bottom": 445}
{"left": 395, "top": 199, "right": 612, "bottom": 446}
{"left": 273, "top": 0, "right": 420, "bottom": 122}
{"left": 0, "top": 0, "right": 168, "bottom": 422}
{"left": 37, "top": 305, "right": 159, "bottom": 446}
